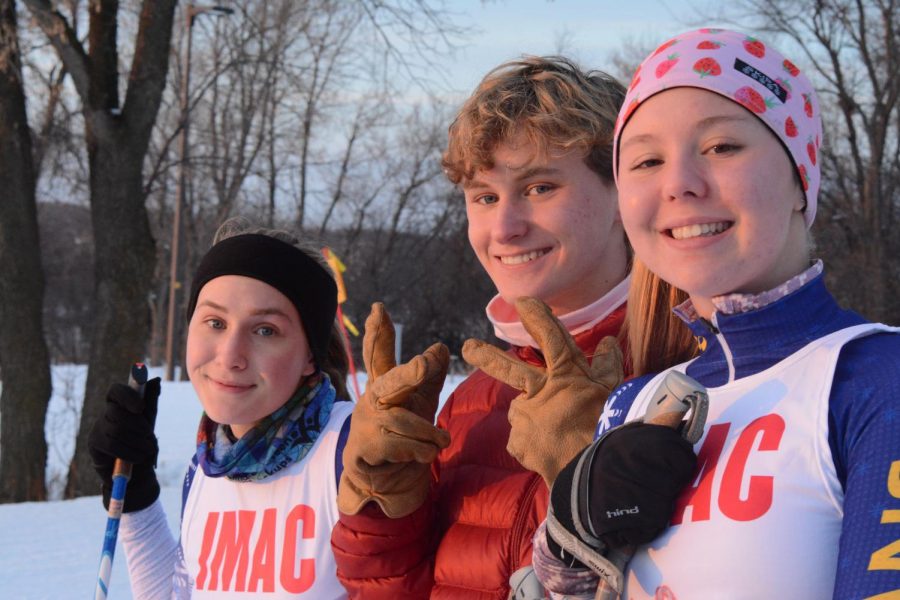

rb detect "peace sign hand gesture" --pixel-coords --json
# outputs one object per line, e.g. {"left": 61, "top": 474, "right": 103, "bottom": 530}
{"left": 338, "top": 302, "right": 450, "bottom": 518}
{"left": 462, "top": 297, "right": 623, "bottom": 486}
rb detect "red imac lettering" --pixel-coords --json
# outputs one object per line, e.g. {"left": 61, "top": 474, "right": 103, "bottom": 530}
{"left": 208, "top": 510, "right": 256, "bottom": 591}
{"left": 672, "top": 423, "right": 730, "bottom": 524}
{"left": 281, "top": 504, "right": 316, "bottom": 593}
{"left": 719, "top": 414, "right": 784, "bottom": 521}
{"left": 196, "top": 511, "right": 220, "bottom": 589}
{"left": 671, "top": 414, "right": 784, "bottom": 525}
{"left": 196, "top": 504, "right": 317, "bottom": 593}
{"left": 248, "top": 508, "right": 278, "bottom": 593}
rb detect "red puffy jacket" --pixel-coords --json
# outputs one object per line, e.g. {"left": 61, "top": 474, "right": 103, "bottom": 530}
{"left": 331, "top": 304, "right": 627, "bottom": 599}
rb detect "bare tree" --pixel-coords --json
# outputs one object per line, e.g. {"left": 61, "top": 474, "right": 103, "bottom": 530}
{"left": 727, "top": 0, "right": 900, "bottom": 322}
{"left": 23, "top": 0, "right": 179, "bottom": 498}
{"left": 289, "top": 2, "right": 359, "bottom": 228}
{"left": 318, "top": 99, "right": 388, "bottom": 235}
{"left": 4, "top": 0, "right": 477, "bottom": 502}
{"left": 138, "top": 0, "right": 464, "bottom": 369}
{"left": 0, "top": 0, "right": 53, "bottom": 503}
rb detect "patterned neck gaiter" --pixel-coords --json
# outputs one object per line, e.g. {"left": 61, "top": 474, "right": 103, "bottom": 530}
{"left": 194, "top": 372, "right": 337, "bottom": 482}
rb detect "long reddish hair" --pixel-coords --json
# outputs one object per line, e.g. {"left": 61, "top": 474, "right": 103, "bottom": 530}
{"left": 622, "top": 258, "right": 698, "bottom": 376}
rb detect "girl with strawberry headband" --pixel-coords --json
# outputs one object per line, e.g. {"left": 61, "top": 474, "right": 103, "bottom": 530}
{"left": 532, "top": 28, "right": 900, "bottom": 599}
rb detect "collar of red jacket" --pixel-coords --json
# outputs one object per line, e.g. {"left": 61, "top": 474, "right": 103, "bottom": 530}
{"left": 486, "top": 276, "right": 630, "bottom": 349}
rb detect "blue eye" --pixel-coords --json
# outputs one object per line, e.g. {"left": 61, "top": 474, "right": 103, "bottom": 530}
{"left": 474, "top": 194, "right": 498, "bottom": 205}
{"left": 256, "top": 326, "right": 276, "bottom": 337}
{"left": 206, "top": 318, "right": 225, "bottom": 330}
{"left": 526, "top": 183, "right": 555, "bottom": 195}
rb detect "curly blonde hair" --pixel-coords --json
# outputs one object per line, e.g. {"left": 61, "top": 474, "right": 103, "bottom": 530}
{"left": 442, "top": 55, "right": 626, "bottom": 185}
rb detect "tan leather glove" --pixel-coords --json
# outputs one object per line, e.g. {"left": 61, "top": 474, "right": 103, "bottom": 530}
{"left": 338, "top": 302, "right": 450, "bottom": 518}
{"left": 462, "top": 297, "right": 623, "bottom": 487}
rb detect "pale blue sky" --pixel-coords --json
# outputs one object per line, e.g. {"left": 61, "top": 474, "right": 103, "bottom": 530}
{"left": 445, "top": 0, "right": 731, "bottom": 95}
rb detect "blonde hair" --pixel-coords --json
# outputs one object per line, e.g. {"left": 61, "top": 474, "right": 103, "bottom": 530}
{"left": 442, "top": 55, "right": 626, "bottom": 184}
{"left": 623, "top": 258, "right": 698, "bottom": 377}
{"left": 212, "top": 218, "right": 350, "bottom": 399}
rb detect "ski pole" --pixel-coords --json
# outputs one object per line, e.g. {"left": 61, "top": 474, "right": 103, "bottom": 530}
{"left": 94, "top": 362, "right": 148, "bottom": 600}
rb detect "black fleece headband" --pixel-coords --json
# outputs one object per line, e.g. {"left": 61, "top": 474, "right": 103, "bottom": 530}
{"left": 186, "top": 234, "right": 338, "bottom": 369}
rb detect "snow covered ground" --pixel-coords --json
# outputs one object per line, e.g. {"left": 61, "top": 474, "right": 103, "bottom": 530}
{"left": 0, "top": 365, "right": 465, "bottom": 599}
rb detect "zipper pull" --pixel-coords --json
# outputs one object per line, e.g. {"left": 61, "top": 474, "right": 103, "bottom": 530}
{"left": 699, "top": 317, "right": 719, "bottom": 335}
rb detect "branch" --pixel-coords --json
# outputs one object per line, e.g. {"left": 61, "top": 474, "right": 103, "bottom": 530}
{"left": 22, "top": 0, "right": 91, "bottom": 104}
{"left": 320, "top": 109, "right": 363, "bottom": 235}
{"left": 88, "top": 0, "right": 118, "bottom": 113}
{"left": 356, "top": 0, "right": 458, "bottom": 91}
{"left": 851, "top": 0, "right": 883, "bottom": 103}
{"left": 32, "top": 63, "right": 68, "bottom": 178}
{"left": 121, "top": 0, "right": 178, "bottom": 144}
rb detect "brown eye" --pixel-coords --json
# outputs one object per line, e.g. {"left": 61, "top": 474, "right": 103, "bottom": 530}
{"left": 633, "top": 158, "right": 662, "bottom": 170}
{"left": 708, "top": 143, "right": 740, "bottom": 154}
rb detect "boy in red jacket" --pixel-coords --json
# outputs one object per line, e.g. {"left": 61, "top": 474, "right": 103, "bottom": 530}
{"left": 333, "top": 56, "right": 630, "bottom": 599}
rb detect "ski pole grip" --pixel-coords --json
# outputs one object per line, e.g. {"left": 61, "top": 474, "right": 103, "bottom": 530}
{"left": 106, "top": 363, "right": 146, "bottom": 516}
{"left": 127, "top": 362, "right": 149, "bottom": 395}
{"left": 95, "top": 362, "right": 149, "bottom": 600}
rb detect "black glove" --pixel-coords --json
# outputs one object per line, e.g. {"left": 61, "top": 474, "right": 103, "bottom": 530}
{"left": 88, "top": 377, "right": 162, "bottom": 513}
{"left": 547, "top": 422, "right": 697, "bottom": 565}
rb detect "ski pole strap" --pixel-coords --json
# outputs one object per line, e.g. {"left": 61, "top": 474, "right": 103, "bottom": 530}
{"left": 545, "top": 508, "right": 626, "bottom": 597}
{"left": 641, "top": 370, "right": 709, "bottom": 443}
{"left": 572, "top": 430, "right": 610, "bottom": 547}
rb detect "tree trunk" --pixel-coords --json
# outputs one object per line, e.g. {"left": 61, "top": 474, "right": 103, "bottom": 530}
{"left": 17, "top": 0, "right": 181, "bottom": 497}
{"left": 64, "top": 141, "right": 157, "bottom": 497}
{"left": 0, "top": 0, "right": 53, "bottom": 503}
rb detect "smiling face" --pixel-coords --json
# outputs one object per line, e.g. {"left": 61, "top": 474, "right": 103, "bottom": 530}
{"left": 617, "top": 88, "right": 809, "bottom": 318}
{"left": 463, "top": 135, "right": 628, "bottom": 314}
{"left": 186, "top": 275, "right": 315, "bottom": 438}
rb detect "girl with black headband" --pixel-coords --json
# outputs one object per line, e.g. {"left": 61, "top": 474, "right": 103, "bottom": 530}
{"left": 88, "top": 219, "right": 354, "bottom": 598}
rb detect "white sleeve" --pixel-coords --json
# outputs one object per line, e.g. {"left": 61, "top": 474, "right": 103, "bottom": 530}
{"left": 119, "top": 498, "right": 178, "bottom": 600}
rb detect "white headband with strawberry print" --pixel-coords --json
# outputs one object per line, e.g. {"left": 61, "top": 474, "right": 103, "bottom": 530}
{"left": 613, "top": 28, "right": 823, "bottom": 227}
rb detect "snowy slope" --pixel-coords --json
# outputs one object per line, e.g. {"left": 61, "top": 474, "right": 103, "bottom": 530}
{"left": 0, "top": 365, "right": 465, "bottom": 599}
